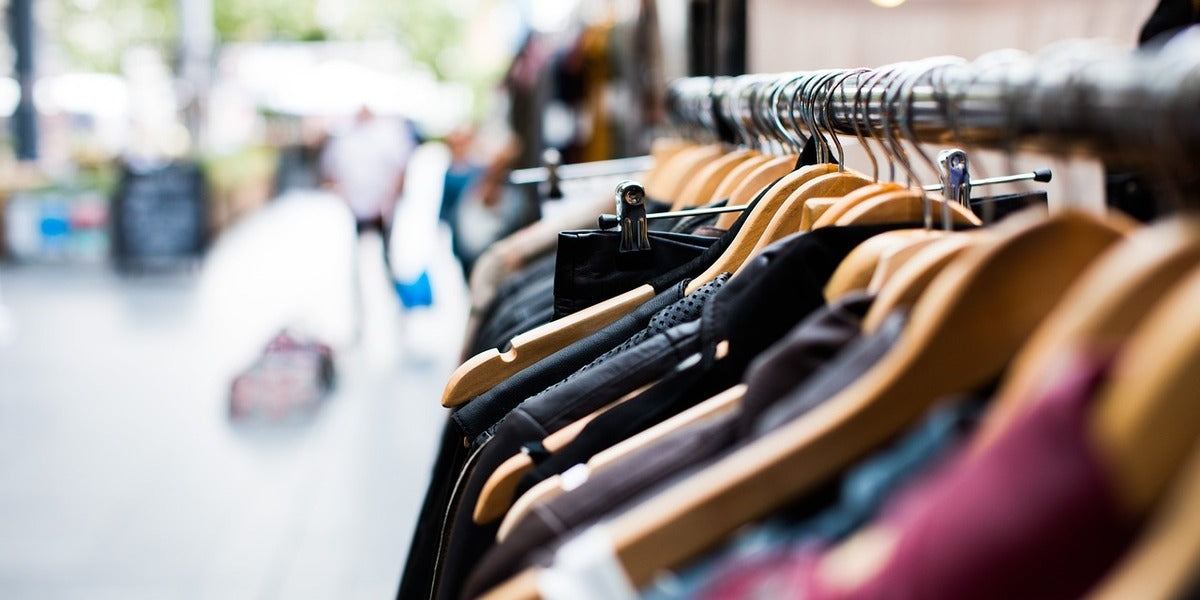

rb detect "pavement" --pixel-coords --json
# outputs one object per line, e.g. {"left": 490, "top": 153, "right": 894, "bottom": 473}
{"left": 0, "top": 191, "right": 463, "bottom": 599}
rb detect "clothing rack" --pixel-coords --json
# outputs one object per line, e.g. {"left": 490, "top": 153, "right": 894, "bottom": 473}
{"left": 666, "top": 33, "right": 1200, "bottom": 171}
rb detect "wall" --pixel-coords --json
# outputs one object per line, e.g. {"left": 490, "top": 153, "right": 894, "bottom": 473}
{"left": 748, "top": 0, "right": 1158, "bottom": 72}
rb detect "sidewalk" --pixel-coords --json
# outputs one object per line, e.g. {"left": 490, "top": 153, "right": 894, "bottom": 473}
{"left": 0, "top": 191, "right": 463, "bottom": 599}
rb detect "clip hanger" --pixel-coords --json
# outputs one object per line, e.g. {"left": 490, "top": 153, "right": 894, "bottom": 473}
{"left": 614, "top": 181, "right": 651, "bottom": 253}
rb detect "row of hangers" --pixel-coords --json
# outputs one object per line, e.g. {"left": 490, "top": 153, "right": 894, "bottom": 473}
{"left": 466, "top": 55, "right": 1037, "bottom": 533}
{"left": 460, "top": 30, "right": 1200, "bottom": 599}
{"left": 445, "top": 31, "right": 1200, "bottom": 413}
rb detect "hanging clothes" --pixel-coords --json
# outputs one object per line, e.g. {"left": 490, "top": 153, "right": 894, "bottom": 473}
{"left": 399, "top": 35, "right": 1200, "bottom": 600}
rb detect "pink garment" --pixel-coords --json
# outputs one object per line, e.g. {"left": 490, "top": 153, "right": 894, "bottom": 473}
{"left": 701, "top": 354, "right": 1132, "bottom": 600}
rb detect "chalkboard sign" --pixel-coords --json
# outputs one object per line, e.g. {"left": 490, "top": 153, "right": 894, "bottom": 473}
{"left": 112, "top": 161, "right": 206, "bottom": 269}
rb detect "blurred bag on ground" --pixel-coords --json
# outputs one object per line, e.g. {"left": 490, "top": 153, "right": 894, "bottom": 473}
{"left": 229, "top": 330, "right": 335, "bottom": 421}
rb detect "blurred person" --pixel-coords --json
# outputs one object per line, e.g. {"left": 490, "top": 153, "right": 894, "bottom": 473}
{"left": 320, "top": 105, "right": 417, "bottom": 339}
{"left": 440, "top": 126, "right": 485, "bottom": 278}
{"left": 449, "top": 135, "right": 531, "bottom": 279}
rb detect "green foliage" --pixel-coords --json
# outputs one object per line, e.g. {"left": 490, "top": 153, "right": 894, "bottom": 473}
{"left": 45, "top": 0, "right": 472, "bottom": 81}
{"left": 212, "top": 0, "right": 322, "bottom": 43}
{"left": 212, "top": 0, "right": 468, "bottom": 80}
{"left": 45, "top": 0, "right": 178, "bottom": 72}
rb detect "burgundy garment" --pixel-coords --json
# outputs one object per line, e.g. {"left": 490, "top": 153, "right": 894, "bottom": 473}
{"left": 700, "top": 353, "right": 1132, "bottom": 600}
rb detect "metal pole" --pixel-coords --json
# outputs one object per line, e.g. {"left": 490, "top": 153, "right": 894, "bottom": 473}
{"left": 508, "top": 155, "right": 656, "bottom": 186}
{"left": 667, "top": 41, "right": 1200, "bottom": 166}
{"left": 176, "top": 0, "right": 215, "bottom": 149}
{"left": 8, "top": 0, "right": 36, "bottom": 161}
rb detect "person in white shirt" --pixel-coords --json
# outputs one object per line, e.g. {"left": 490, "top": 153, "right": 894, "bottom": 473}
{"left": 320, "top": 105, "right": 417, "bottom": 333}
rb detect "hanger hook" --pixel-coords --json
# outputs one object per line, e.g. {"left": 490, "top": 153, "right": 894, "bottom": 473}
{"left": 898, "top": 57, "right": 966, "bottom": 227}
{"left": 722, "top": 76, "right": 751, "bottom": 147}
{"left": 820, "top": 68, "right": 865, "bottom": 172}
{"left": 806, "top": 69, "right": 847, "bottom": 169}
{"left": 788, "top": 71, "right": 817, "bottom": 160}
{"left": 837, "top": 68, "right": 877, "bottom": 181}
{"left": 872, "top": 63, "right": 910, "bottom": 184}
{"left": 860, "top": 65, "right": 903, "bottom": 182}
{"left": 802, "top": 69, "right": 837, "bottom": 163}
{"left": 748, "top": 76, "right": 778, "bottom": 153}
{"left": 760, "top": 75, "right": 792, "bottom": 154}
{"left": 788, "top": 71, "right": 821, "bottom": 157}
{"left": 897, "top": 59, "right": 950, "bottom": 177}
{"left": 859, "top": 66, "right": 897, "bottom": 182}
{"left": 740, "top": 76, "right": 766, "bottom": 149}
{"left": 772, "top": 72, "right": 809, "bottom": 153}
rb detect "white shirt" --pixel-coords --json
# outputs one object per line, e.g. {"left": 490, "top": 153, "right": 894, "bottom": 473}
{"left": 538, "top": 525, "right": 638, "bottom": 600}
{"left": 321, "top": 117, "right": 414, "bottom": 219}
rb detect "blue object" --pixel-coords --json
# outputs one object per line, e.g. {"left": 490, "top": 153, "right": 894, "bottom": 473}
{"left": 395, "top": 271, "right": 433, "bottom": 308}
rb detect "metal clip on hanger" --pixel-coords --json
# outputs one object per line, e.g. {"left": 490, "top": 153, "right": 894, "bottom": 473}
{"left": 543, "top": 149, "right": 562, "bottom": 199}
{"left": 937, "top": 148, "right": 970, "bottom": 230}
{"left": 613, "top": 180, "right": 651, "bottom": 253}
{"left": 938, "top": 149, "right": 971, "bottom": 206}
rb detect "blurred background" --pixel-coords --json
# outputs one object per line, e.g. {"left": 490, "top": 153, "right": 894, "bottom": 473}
{"left": 0, "top": 0, "right": 1160, "bottom": 597}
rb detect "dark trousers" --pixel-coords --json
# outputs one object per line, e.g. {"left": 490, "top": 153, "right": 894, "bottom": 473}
{"left": 356, "top": 215, "right": 393, "bottom": 277}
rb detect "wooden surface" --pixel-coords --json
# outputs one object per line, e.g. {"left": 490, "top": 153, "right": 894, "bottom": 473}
{"left": 670, "top": 150, "right": 757, "bottom": 210}
{"left": 833, "top": 191, "right": 982, "bottom": 227}
{"left": 646, "top": 145, "right": 724, "bottom": 202}
{"left": 685, "top": 164, "right": 838, "bottom": 295}
{"left": 824, "top": 230, "right": 944, "bottom": 301}
{"left": 861, "top": 234, "right": 978, "bottom": 333}
{"left": 1092, "top": 261, "right": 1200, "bottom": 515}
{"left": 709, "top": 155, "right": 773, "bottom": 205}
{"left": 441, "top": 286, "right": 655, "bottom": 407}
{"left": 868, "top": 234, "right": 948, "bottom": 293}
{"left": 641, "top": 139, "right": 695, "bottom": 193}
{"left": 714, "top": 156, "right": 799, "bottom": 229}
{"left": 976, "top": 218, "right": 1200, "bottom": 452}
{"left": 799, "top": 197, "right": 837, "bottom": 231}
{"left": 1087, "top": 438, "right": 1200, "bottom": 600}
{"left": 745, "top": 171, "right": 873, "bottom": 257}
{"left": 810, "top": 182, "right": 903, "bottom": 228}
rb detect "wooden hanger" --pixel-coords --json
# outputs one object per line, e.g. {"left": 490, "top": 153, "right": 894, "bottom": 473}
{"left": 834, "top": 190, "right": 982, "bottom": 227}
{"left": 682, "top": 163, "right": 840, "bottom": 295}
{"left": 799, "top": 197, "right": 838, "bottom": 231}
{"left": 640, "top": 139, "right": 695, "bottom": 193}
{"left": 823, "top": 229, "right": 946, "bottom": 301}
{"left": 867, "top": 234, "right": 951, "bottom": 293}
{"left": 809, "top": 182, "right": 905, "bottom": 228}
{"left": 1090, "top": 261, "right": 1200, "bottom": 516}
{"left": 707, "top": 154, "right": 774, "bottom": 205}
{"left": 641, "top": 141, "right": 702, "bottom": 197}
{"left": 446, "top": 156, "right": 831, "bottom": 407}
{"left": 478, "top": 211, "right": 1125, "bottom": 599}
{"left": 646, "top": 144, "right": 725, "bottom": 202}
{"left": 974, "top": 217, "right": 1200, "bottom": 451}
{"left": 860, "top": 233, "right": 982, "bottom": 333}
{"left": 472, "top": 381, "right": 658, "bottom": 524}
{"left": 669, "top": 149, "right": 759, "bottom": 210}
{"left": 1085, "top": 437, "right": 1200, "bottom": 600}
{"left": 472, "top": 405, "right": 606, "bottom": 525}
{"left": 714, "top": 156, "right": 802, "bottom": 230}
{"left": 442, "top": 286, "right": 655, "bottom": 407}
{"left": 494, "top": 385, "right": 746, "bottom": 540}
{"left": 447, "top": 144, "right": 711, "bottom": 408}
{"left": 478, "top": 167, "right": 880, "bottom": 520}
{"left": 739, "top": 170, "right": 874, "bottom": 259}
